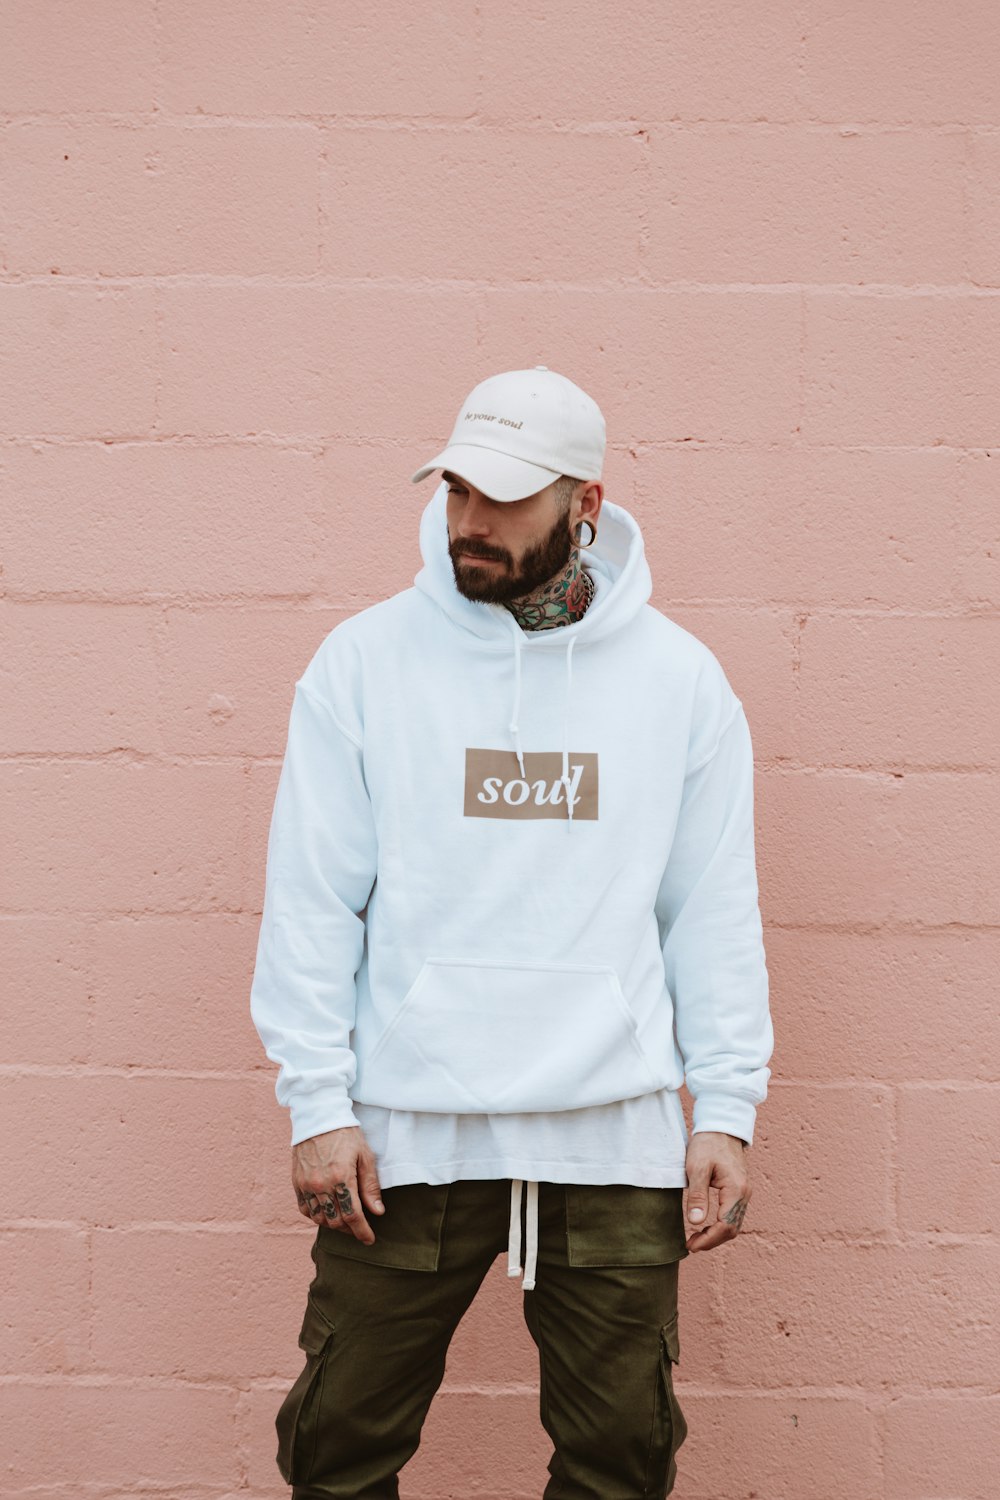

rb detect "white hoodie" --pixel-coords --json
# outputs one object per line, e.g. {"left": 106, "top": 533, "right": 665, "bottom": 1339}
{"left": 250, "top": 482, "right": 774, "bottom": 1270}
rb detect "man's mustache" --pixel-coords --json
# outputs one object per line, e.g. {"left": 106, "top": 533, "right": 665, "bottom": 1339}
{"left": 455, "top": 547, "right": 508, "bottom": 563}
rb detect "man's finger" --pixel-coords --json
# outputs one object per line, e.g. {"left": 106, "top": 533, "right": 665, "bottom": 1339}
{"left": 301, "top": 1188, "right": 338, "bottom": 1225}
{"left": 687, "top": 1166, "right": 751, "bottom": 1252}
{"left": 296, "top": 1186, "right": 326, "bottom": 1221}
{"left": 686, "top": 1195, "right": 747, "bottom": 1251}
{"left": 719, "top": 1185, "right": 750, "bottom": 1235}
{"left": 357, "top": 1152, "right": 385, "bottom": 1218}
{"left": 685, "top": 1159, "right": 712, "bottom": 1228}
{"left": 332, "top": 1173, "right": 375, "bottom": 1244}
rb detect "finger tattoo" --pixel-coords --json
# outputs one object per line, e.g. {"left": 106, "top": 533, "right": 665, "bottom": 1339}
{"left": 723, "top": 1196, "right": 748, "bottom": 1231}
{"left": 335, "top": 1183, "right": 353, "bottom": 1216}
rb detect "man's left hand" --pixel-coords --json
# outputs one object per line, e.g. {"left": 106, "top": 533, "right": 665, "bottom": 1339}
{"left": 684, "top": 1131, "right": 751, "bottom": 1252}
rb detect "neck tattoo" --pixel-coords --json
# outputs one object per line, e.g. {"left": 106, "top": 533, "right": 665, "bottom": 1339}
{"left": 506, "top": 555, "right": 595, "bottom": 632}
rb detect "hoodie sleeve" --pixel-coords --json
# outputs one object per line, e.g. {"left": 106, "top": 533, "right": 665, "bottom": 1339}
{"left": 249, "top": 675, "right": 377, "bottom": 1147}
{"left": 654, "top": 694, "right": 774, "bottom": 1147}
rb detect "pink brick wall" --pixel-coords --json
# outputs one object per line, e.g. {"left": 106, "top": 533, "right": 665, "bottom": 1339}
{"left": 2, "top": 3, "right": 997, "bottom": 1496}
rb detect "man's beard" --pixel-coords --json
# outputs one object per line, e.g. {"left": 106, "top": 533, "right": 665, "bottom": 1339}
{"left": 448, "top": 509, "right": 574, "bottom": 604}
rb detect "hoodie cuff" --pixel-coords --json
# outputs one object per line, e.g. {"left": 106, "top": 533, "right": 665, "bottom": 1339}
{"left": 289, "top": 1092, "right": 361, "bottom": 1147}
{"left": 691, "top": 1092, "right": 757, "bottom": 1147}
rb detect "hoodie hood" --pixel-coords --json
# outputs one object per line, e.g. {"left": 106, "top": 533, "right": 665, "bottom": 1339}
{"left": 413, "top": 480, "right": 653, "bottom": 825}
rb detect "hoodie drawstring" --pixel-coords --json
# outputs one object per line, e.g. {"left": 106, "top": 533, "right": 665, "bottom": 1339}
{"left": 506, "top": 616, "right": 577, "bottom": 827}
{"left": 507, "top": 1178, "right": 539, "bottom": 1291}
{"left": 562, "top": 636, "right": 577, "bottom": 825}
{"left": 507, "top": 626, "right": 527, "bottom": 778}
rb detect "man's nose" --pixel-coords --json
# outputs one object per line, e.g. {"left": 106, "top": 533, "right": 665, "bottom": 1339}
{"left": 457, "top": 493, "right": 494, "bottom": 533}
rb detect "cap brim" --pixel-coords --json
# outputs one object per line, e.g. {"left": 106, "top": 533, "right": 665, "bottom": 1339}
{"left": 409, "top": 443, "right": 564, "bottom": 502}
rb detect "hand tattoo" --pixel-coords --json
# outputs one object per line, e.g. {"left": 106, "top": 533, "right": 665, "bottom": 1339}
{"left": 723, "top": 1196, "right": 748, "bottom": 1232}
{"left": 334, "top": 1183, "right": 353, "bottom": 1217}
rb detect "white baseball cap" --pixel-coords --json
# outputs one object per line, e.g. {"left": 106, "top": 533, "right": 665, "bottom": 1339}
{"left": 410, "top": 365, "right": 606, "bottom": 502}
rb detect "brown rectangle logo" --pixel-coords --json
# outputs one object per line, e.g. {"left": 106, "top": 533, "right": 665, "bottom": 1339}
{"left": 464, "top": 748, "right": 599, "bottom": 821}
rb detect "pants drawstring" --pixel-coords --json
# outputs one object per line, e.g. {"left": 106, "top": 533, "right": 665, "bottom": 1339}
{"left": 507, "top": 1178, "right": 539, "bottom": 1292}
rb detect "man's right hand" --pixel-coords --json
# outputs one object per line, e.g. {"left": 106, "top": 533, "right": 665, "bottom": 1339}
{"left": 292, "top": 1126, "right": 385, "bottom": 1244}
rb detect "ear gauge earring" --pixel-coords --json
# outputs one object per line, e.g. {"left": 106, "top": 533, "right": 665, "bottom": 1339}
{"left": 575, "top": 519, "right": 597, "bottom": 548}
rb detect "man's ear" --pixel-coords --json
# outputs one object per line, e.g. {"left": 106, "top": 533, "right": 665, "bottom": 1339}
{"left": 574, "top": 481, "right": 603, "bottom": 532}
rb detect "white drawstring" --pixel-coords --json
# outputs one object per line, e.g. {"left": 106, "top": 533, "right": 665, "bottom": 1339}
{"left": 524, "top": 1179, "right": 539, "bottom": 1290}
{"left": 507, "top": 617, "right": 578, "bottom": 829}
{"left": 562, "top": 636, "right": 577, "bottom": 826}
{"left": 507, "top": 623, "right": 527, "bottom": 778}
{"left": 507, "top": 1178, "right": 539, "bottom": 1291}
{"left": 507, "top": 1178, "right": 523, "bottom": 1277}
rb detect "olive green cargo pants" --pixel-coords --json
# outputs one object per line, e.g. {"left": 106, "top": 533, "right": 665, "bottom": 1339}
{"left": 276, "top": 1178, "right": 690, "bottom": 1499}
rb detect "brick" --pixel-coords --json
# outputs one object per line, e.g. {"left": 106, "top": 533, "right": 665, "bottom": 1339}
{"left": 3, "top": 917, "right": 92, "bottom": 1064}
{"left": 763, "top": 928, "right": 1000, "bottom": 1083}
{"left": 88, "top": 914, "right": 264, "bottom": 1072}
{"left": 320, "top": 128, "right": 644, "bottom": 281}
{"left": 0, "top": 283, "right": 156, "bottom": 436}
{"left": 676, "top": 1393, "right": 878, "bottom": 1499}
{"left": 2, "top": 1379, "right": 237, "bottom": 1487}
{"left": 639, "top": 601, "right": 792, "bottom": 765}
{"left": 759, "top": 768, "right": 1000, "bottom": 927}
{"left": 645, "top": 125, "right": 965, "bottom": 284}
{"left": 0, "top": 1075, "right": 267, "bottom": 1222}
{"left": 0, "top": 761, "right": 244, "bottom": 912}
{"left": 251, "top": 1079, "right": 305, "bottom": 1220}
{"left": 898, "top": 1085, "right": 1000, "bottom": 1233}
{"left": 158, "top": 282, "right": 481, "bottom": 440}
{"left": 401, "top": 1390, "right": 551, "bottom": 1498}
{"left": 0, "top": 440, "right": 327, "bottom": 600}
{"left": 721, "top": 1240, "right": 998, "bottom": 1387}
{"left": 479, "top": 0, "right": 801, "bottom": 123}
{"left": 0, "top": 602, "right": 160, "bottom": 753}
{"left": 157, "top": 605, "right": 355, "bottom": 756}
{"left": 634, "top": 446, "right": 963, "bottom": 611}
{"left": 0, "top": 1229, "right": 89, "bottom": 1373}
{"left": 438, "top": 1256, "right": 545, "bottom": 1391}
{"left": 0, "top": 122, "right": 320, "bottom": 276}
{"left": 957, "top": 452, "right": 1000, "bottom": 609}
{"left": 91, "top": 1226, "right": 312, "bottom": 1377}
{"left": 245, "top": 1382, "right": 291, "bottom": 1492}
{"left": 0, "top": 0, "right": 157, "bottom": 113}
{"left": 969, "top": 134, "right": 1000, "bottom": 286}
{"left": 478, "top": 287, "right": 801, "bottom": 444}
{"left": 243, "top": 758, "right": 283, "bottom": 911}
{"left": 803, "top": 0, "right": 1000, "bottom": 125}
{"left": 885, "top": 1395, "right": 998, "bottom": 1499}
{"left": 803, "top": 292, "right": 1000, "bottom": 447}
{"left": 797, "top": 614, "right": 1000, "bottom": 768}
{"left": 749, "top": 1084, "right": 894, "bottom": 1235}
{"left": 160, "top": 0, "right": 478, "bottom": 118}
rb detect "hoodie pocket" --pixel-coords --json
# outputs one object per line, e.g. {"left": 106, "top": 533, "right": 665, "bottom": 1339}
{"left": 359, "top": 955, "right": 661, "bottom": 1113}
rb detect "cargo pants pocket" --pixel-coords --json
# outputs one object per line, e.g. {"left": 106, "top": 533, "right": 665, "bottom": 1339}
{"left": 645, "top": 1309, "right": 689, "bottom": 1498}
{"left": 275, "top": 1294, "right": 335, "bottom": 1486}
{"left": 564, "top": 1184, "right": 689, "bottom": 1266}
{"left": 314, "top": 1182, "right": 451, "bottom": 1271}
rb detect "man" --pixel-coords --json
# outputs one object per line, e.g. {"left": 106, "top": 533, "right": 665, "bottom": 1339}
{"left": 250, "top": 365, "right": 774, "bottom": 1498}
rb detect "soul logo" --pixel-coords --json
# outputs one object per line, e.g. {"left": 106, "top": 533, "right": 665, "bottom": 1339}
{"left": 463, "top": 748, "right": 599, "bottom": 821}
{"left": 463, "top": 411, "right": 524, "bottom": 430}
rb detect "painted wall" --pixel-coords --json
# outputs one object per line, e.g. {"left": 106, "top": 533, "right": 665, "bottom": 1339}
{"left": 2, "top": 2, "right": 997, "bottom": 1496}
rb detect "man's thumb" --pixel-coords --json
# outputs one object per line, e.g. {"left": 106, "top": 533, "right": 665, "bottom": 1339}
{"left": 686, "top": 1172, "right": 709, "bottom": 1223}
{"left": 358, "top": 1156, "right": 385, "bottom": 1214}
